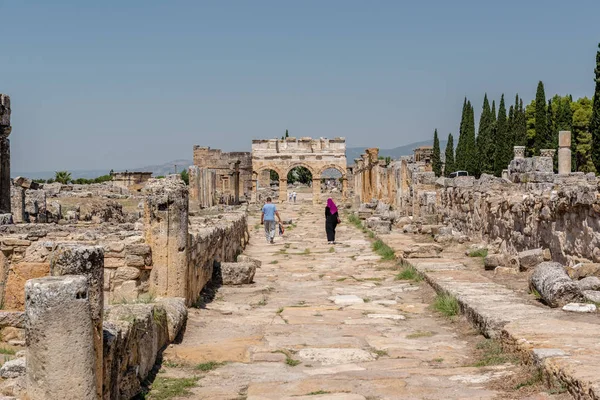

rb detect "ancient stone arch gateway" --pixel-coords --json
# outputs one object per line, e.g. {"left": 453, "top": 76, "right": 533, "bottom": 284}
{"left": 251, "top": 137, "right": 348, "bottom": 204}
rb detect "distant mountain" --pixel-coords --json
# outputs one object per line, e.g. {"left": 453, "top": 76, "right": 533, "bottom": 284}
{"left": 346, "top": 139, "right": 447, "bottom": 164}
{"left": 13, "top": 159, "right": 195, "bottom": 180}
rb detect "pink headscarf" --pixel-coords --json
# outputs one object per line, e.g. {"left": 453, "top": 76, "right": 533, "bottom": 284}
{"left": 327, "top": 198, "right": 338, "bottom": 214}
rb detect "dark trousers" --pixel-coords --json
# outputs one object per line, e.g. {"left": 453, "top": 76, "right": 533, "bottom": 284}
{"left": 326, "top": 223, "right": 336, "bottom": 242}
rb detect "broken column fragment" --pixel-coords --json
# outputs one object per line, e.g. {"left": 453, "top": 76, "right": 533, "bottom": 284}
{"left": 0, "top": 94, "right": 11, "bottom": 214}
{"left": 26, "top": 275, "right": 97, "bottom": 400}
{"left": 143, "top": 176, "right": 189, "bottom": 301}
{"left": 558, "top": 131, "right": 572, "bottom": 174}
{"left": 50, "top": 244, "right": 104, "bottom": 399}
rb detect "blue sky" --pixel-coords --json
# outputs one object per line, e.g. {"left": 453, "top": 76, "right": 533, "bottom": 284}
{"left": 2, "top": 0, "right": 600, "bottom": 173}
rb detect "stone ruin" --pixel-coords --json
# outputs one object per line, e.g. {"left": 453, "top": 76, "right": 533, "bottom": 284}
{"left": 0, "top": 97, "right": 258, "bottom": 398}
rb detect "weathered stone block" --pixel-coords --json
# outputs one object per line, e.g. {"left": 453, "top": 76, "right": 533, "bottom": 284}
{"left": 566, "top": 263, "right": 600, "bottom": 280}
{"left": 484, "top": 254, "right": 506, "bottom": 270}
{"left": 125, "top": 254, "right": 145, "bottom": 267}
{"left": 0, "top": 358, "right": 25, "bottom": 379}
{"left": 112, "top": 280, "right": 139, "bottom": 302}
{"left": 114, "top": 267, "right": 141, "bottom": 281}
{"left": 4, "top": 262, "right": 50, "bottom": 310}
{"left": 219, "top": 262, "right": 256, "bottom": 285}
{"left": 125, "top": 244, "right": 151, "bottom": 256}
{"left": 529, "top": 262, "right": 582, "bottom": 307}
{"left": 518, "top": 248, "right": 544, "bottom": 271}
{"left": 236, "top": 254, "right": 262, "bottom": 268}
{"left": 576, "top": 276, "right": 600, "bottom": 291}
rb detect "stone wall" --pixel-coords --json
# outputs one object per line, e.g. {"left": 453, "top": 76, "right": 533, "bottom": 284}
{"left": 103, "top": 298, "right": 186, "bottom": 399}
{"left": 110, "top": 171, "right": 152, "bottom": 192}
{"left": 187, "top": 212, "right": 248, "bottom": 301}
{"left": 437, "top": 173, "right": 600, "bottom": 265}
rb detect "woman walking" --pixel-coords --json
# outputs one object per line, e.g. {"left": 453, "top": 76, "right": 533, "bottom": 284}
{"left": 325, "top": 198, "right": 340, "bottom": 244}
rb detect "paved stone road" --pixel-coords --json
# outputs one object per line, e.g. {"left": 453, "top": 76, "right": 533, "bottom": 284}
{"left": 160, "top": 203, "right": 562, "bottom": 400}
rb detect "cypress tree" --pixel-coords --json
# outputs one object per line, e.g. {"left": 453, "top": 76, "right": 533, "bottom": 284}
{"left": 464, "top": 101, "right": 478, "bottom": 175}
{"left": 444, "top": 133, "right": 455, "bottom": 176}
{"left": 516, "top": 98, "right": 527, "bottom": 146}
{"left": 432, "top": 129, "right": 442, "bottom": 177}
{"left": 577, "top": 131, "right": 597, "bottom": 173}
{"left": 534, "top": 81, "right": 548, "bottom": 154}
{"left": 477, "top": 94, "right": 494, "bottom": 175}
{"left": 494, "top": 95, "right": 508, "bottom": 176}
{"left": 508, "top": 105, "right": 515, "bottom": 148}
{"left": 547, "top": 99, "right": 558, "bottom": 149}
{"left": 591, "top": 43, "right": 600, "bottom": 171}
{"left": 455, "top": 98, "right": 468, "bottom": 170}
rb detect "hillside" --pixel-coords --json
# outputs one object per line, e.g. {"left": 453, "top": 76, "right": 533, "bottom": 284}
{"left": 346, "top": 139, "right": 447, "bottom": 163}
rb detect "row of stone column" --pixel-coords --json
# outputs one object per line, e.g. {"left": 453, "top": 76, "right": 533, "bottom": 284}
{"left": 513, "top": 130, "right": 572, "bottom": 174}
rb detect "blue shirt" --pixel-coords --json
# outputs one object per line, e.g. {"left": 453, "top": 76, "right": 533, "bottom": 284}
{"left": 262, "top": 203, "right": 277, "bottom": 221}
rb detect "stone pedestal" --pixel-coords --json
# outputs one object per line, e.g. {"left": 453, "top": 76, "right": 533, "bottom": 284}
{"left": 0, "top": 94, "right": 11, "bottom": 214}
{"left": 558, "top": 131, "right": 572, "bottom": 174}
{"left": 278, "top": 178, "right": 287, "bottom": 203}
{"left": 513, "top": 146, "right": 526, "bottom": 159}
{"left": 312, "top": 178, "right": 321, "bottom": 204}
{"left": 143, "top": 176, "right": 189, "bottom": 302}
{"left": 26, "top": 276, "right": 97, "bottom": 400}
{"left": 342, "top": 178, "right": 348, "bottom": 200}
{"left": 50, "top": 245, "right": 104, "bottom": 399}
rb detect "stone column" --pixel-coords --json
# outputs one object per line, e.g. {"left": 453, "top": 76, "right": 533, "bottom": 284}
{"left": 278, "top": 178, "right": 287, "bottom": 203}
{"left": 513, "top": 146, "right": 525, "bottom": 159}
{"left": 26, "top": 275, "right": 97, "bottom": 400}
{"left": 251, "top": 176, "right": 257, "bottom": 203}
{"left": 233, "top": 161, "right": 240, "bottom": 205}
{"left": 0, "top": 94, "right": 11, "bottom": 214}
{"left": 10, "top": 185, "right": 25, "bottom": 223}
{"left": 50, "top": 245, "right": 104, "bottom": 399}
{"left": 312, "top": 178, "right": 321, "bottom": 204}
{"left": 558, "top": 131, "right": 572, "bottom": 174}
{"left": 143, "top": 176, "right": 189, "bottom": 302}
{"left": 341, "top": 177, "right": 348, "bottom": 200}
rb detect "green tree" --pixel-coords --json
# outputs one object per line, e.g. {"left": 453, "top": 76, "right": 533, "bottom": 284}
{"left": 493, "top": 95, "right": 509, "bottom": 176}
{"left": 463, "top": 101, "right": 478, "bottom": 175}
{"left": 525, "top": 100, "right": 536, "bottom": 156}
{"left": 455, "top": 98, "right": 468, "bottom": 170}
{"left": 534, "top": 81, "right": 548, "bottom": 154}
{"left": 287, "top": 166, "right": 312, "bottom": 184}
{"left": 432, "top": 129, "right": 442, "bottom": 177}
{"left": 591, "top": 43, "right": 600, "bottom": 171}
{"left": 281, "top": 129, "right": 290, "bottom": 140}
{"left": 572, "top": 97, "right": 594, "bottom": 172}
{"left": 576, "top": 131, "right": 597, "bottom": 173}
{"left": 476, "top": 94, "right": 494, "bottom": 175}
{"left": 514, "top": 96, "right": 527, "bottom": 147}
{"left": 444, "top": 133, "right": 455, "bottom": 176}
{"left": 180, "top": 169, "right": 189, "bottom": 185}
{"left": 269, "top": 170, "right": 279, "bottom": 182}
{"left": 54, "top": 171, "right": 72, "bottom": 184}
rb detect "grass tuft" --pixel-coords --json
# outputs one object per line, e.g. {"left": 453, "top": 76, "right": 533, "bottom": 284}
{"left": 195, "top": 361, "right": 226, "bottom": 372}
{"left": 0, "top": 347, "right": 15, "bottom": 355}
{"left": 305, "top": 391, "right": 331, "bottom": 395}
{"left": 372, "top": 240, "right": 395, "bottom": 261}
{"left": 145, "top": 376, "right": 199, "bottom": 399}
{"left": 328, "top": 247, "right": 335, "bottom": 253}
{"left": 406, "top": 331, "right": 435, "bottom": 339}
{"left": 395, "top": 263, "right": 423, "bottom": 282}
{"left": 348, "top": 214, "right": 363, "bottom": 229}
{"left": 468, "top": 248, "right": 489, "bottom": 258}
{"left": 433, "top": 293, "right": 460, "bottom": 317}
{"left": 472, "top": 339, "right": 518, "bottom": 367}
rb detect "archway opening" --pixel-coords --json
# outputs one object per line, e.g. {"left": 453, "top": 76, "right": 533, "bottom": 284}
{"left": 321, "top": 167, "right": 344, "bottom": 201}
{"left": 256, "top": 169, "right": 280, "bottom": 203}
{"left": 286, "top": 166, "right": 313, "bottom": 203}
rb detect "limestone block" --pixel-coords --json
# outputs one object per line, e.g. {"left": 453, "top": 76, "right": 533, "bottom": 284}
{"left": 125, "top": 243, "right": 151, "bottom": 256}
{"left": 529, "top": 262, "right": 582, "bottom": 307}
{"left": 494, "top": 267, "right": 518, "bottom": 275}
{"left": 566, "top": 263, "right": 600, "bottom": 280}
{"left": 582, "top": 290, "right": 600, "bottom": 303}
{"left": 236, "top": 254, "right": 262, "bottom": 268}
{"left": 562, "top": 303, "right": 596, "bottom": 313}
{"left": 365, "top": 217, "right": 391, "bottom": 234}
{"left": 219, "top": 262, "right": 256, "bottom": 285}
{"left": 26, "top": 276, "right": 97, "bottom": 400}
{"left": 112, "top": 280, "right": 139, "bottom": 302}
{"left": 0, "top": 358, "right": 25, "bottom": 379}
{"left": 518, "top": 248, "right": 544, "bottom": 271}
{"left": 115, "top": 266, "right": 141, "bottom": 281}
{"left": 0, "top": 312, "right": 25, "bottom": 329}
{"left": 105, "top": 242, "right": 125, "bottom": 253}
{"left": 156, "top": 297, "right": 187, "bottom": 342}
{"left": 576, "top": 276, "right": 600, "bottom": 291}
{"left": 484, "top": 254, "right": 506, "bottom": 270}
{"left": 4, "top": 262, "right": 50, "bottom": 310}
{"left": 125, "top": 254, "right": 145, "bottom": 267}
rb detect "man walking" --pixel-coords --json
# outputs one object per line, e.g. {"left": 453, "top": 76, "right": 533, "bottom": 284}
{"left": 261, "top": 197, "right": 282, "bottom": 244}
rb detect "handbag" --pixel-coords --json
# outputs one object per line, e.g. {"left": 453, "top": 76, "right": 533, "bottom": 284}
{"left": 278, "top": 223, "right": 285, "bottom": 235}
